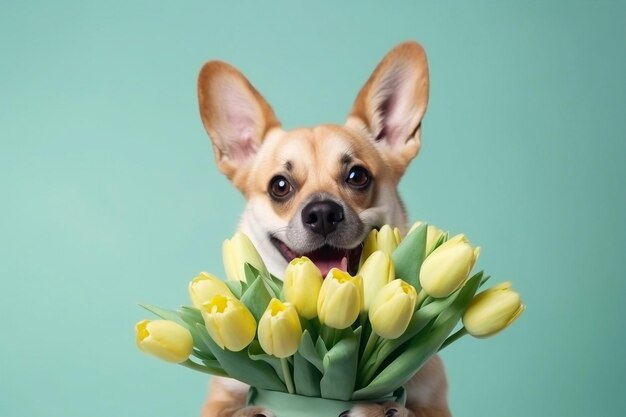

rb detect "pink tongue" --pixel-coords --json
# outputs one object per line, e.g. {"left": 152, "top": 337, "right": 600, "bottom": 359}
{"left": 315, "top": 257, "right": 348, "bottom": 278}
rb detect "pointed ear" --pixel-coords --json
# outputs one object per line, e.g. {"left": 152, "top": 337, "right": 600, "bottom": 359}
{"left": 197, "top": 61, "right": 281, "bottom": 186}
{"left": 347, "top": 41, "right": 429, "bottom": 176}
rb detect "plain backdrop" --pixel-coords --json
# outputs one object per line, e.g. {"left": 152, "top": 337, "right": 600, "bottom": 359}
{"left": 1, "top": 1, "right": 625, "bottom": 416}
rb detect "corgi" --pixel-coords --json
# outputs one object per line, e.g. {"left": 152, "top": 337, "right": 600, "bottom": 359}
{"left": 197, "top": 41, "right": 451, "bottom": 417}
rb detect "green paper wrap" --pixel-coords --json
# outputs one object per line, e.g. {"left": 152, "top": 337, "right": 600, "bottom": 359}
{"left": 247, "top": 387, "right": 406, "bottom": 417}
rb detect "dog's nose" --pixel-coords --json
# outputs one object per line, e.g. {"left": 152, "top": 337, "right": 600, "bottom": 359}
{"left": 301, "top": 200, "right": 344, "bottom": 236}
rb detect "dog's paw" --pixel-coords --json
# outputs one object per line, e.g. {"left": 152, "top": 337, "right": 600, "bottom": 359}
{"left": 340, "top": 402, "right": 414, "bottom": 417}
{"left": 231, "top": 406, "right": 275, "bottom": 417}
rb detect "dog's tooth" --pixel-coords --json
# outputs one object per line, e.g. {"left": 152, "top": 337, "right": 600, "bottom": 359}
{"left": 340, "top": 257, "right": 348, "bottom": 272}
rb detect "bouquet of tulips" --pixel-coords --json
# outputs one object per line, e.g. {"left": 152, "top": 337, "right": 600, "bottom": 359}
{"left": 135, "top": 222, "right": 524, "bottom": 416}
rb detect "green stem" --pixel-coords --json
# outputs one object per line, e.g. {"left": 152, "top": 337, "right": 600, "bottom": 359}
{"left": 439, "top": 327, "right": 468, "bottom": 351}
{"left": 320, "top": 325, "right": 337, "bottom": 348}
{"left": 361, "top": 331, "right": 379, "bottom": 365}
{"left": 180, "top": 359, "right": 218, "bottom": 375}
{"left": 281, "top": 358, "right": 295, "bottom": 394}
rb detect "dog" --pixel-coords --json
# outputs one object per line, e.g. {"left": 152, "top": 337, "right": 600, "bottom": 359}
{"left": 197, "top": 41, "right": 451, "bottom": 417}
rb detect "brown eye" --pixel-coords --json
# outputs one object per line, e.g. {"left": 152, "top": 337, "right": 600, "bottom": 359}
{"left": 269, "top": 175, "right": 293, "bottom": 201}
{"left": 346, "top": 166, "right": 371, "bottom": 189}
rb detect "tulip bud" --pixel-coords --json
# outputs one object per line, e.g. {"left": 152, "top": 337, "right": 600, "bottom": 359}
{"left": 257, "top": 299, "right": 303, "bottom": 358}
{"left": 463, "top": 282, "right": 525, "bottom": 338}
{"left": 201, "top": 294, "right": 256, "bottom": 351}
{"left": 360, "top": 225, "right": 402, "bottom": 266}
{"left": 188, "top": 272, "right": 233, "bottom": 309}
{"left": 358, "top": 251, "right": 395, "bottom": 311}
{"left": 317, "top": 268, "right": 363, "bottom": 329}
{"left": 222, "top": 232, "right": 269, "bottom": 282}
{"left": 409, "top": 221, "right": 446, "bottom": 254}
{"left": 369, "top": 280, "right": 417, "bottom": 339}
{"left": 283, "top": 257, "right": 323, "bottom": 319}
{"left": 419, "top": 234, "right": 480, "bottom": 298}
{"left": 135, "top": 319, "right": 193, "bottom": 363}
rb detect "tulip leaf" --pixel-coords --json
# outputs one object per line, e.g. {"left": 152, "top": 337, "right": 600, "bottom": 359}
{"left": 199, "top": 359, "right": 228, "bottom": 377}
{"left": 248, "top": 341, "right": 285, "bottom": 384}
{"left": 315, "top": 337, "right": 328, "bottom": 360}
{"left": 320, "top": 327, "right": 360, "bottom": 401}
{"left": 244, "top": 263, "right": 282, "bottom": 299}
{"left": 429, "top": 232, "right": 448, "bottom": 255}
{"left": 479, "top": 272, "right": 491, "bottom": 288}
{"left": 392, "top": 223, "right": 427, "bottom": 289}
{"left": 293, "top": 352, "right": 322, "bottom": 397}
{"left": 194, "top": 323, "right": 286, "bottom": 392}
{"left": 188, "top": 322, "right": 216, "bottom": 357}
{"left": 140, "top": 304, "right": 188, "bottom": 327}
{"left": 352, "top": 274, "right": 482, "bottom": 400}
{"left": 178, "top": 306, "right": 204, "bottom": 325}
{"left": 225, "top": 280, "right": 243, "bottom": 298}
{"left": 298, "top": 330, "right": 324, "bottom": 373}
{"left": 240, "top": 276, "right": 273, "bottom": 322}
{"left": 244, "top": 262, "right": 260, "bottom": 285}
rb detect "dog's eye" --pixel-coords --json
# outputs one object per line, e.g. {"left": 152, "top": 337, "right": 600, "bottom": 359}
{"left": 269, "top": 175, "right": 293, "bottom": 200}
{"left": 346, "top": 166, "right": 371, "bottom": 189}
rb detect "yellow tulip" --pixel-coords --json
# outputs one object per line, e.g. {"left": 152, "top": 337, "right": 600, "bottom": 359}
{"left": 358, "top": 251, "right": 395, "bottom": 311}
{"left": 317, "top": 268, "right": 363, "bottom": 329}
{"left": 257, "top": 299, "right": 303, "bottom": 358}
{"left": 201, "top": 294, "right": 256, "bottom": 351}
{"left": 369, "top": 280, "right": 417, "bottom": 339}
{"left": 188, "top": 272, "right": 233, "bottom": 308}
{"left": 419, "top": 234, "right": 480, "bottom": 298}
{"left": 463, "top": 282, "right": 525, "bottom": 338}
{"left": 359, "top": 225, "right": 402, "bottom": 266}
{"left": 409, "top": 221, "right": 446, "bottom": 254}
{"left": 135, "top": 319, "right": 193, "bottom": 363}
{"left": 283, "top": 257, "right": 323, "bottom": 319}
{"left": 223, "top": 232, "right": 269, "bottom": 282}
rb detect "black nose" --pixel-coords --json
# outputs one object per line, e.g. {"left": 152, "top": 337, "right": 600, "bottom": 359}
{"left": 301, "top": 200, "right": 344, "bottom": 236}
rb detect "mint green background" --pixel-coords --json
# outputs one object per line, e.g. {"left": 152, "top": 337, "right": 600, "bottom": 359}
{"left": 1, "top": 1, "right": 624, "bottom": 416}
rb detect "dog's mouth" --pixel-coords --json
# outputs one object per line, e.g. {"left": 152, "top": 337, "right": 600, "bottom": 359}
{"left": 271, "top": 237, "right": 364, "bottom": 277}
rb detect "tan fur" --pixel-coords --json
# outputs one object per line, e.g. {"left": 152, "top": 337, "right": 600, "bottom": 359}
{"left": 197, "top": 41, "right": 450, "bottom": 417}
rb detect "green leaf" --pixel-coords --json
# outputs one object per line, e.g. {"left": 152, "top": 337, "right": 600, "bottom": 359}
{"left": 479, "top": 272, "right": 491, "bottom": 288}
{"left": 248, "top": 341, "right": 285, "bottom": 383}
{"left": 225, "top": 280, "right": 243, "bottom": 298}
{"left": 194, "top": 323, "right": 286, "bottom": 392}
{"left": 429, "top": 232, "right": 448, "bottom": 255}
{"left": 320, "top": 327, "right": 361, "bottom": 401}
{"left": 200, "top": 359, "right": 228, "bottom": 377}
{"left": 352, "top": 273, "right": 483, "bottom": 400}
{"left": 244, "top": 263, "right": 281, "bottom": 298}
{"left": 315, "top": 337, "right": 328, "bottom": 359}
{"left": 392, "top": 223, "right": 427, "bottom": 289}
{"left": 293, "top": 352, "right": 322, "bottom": 396}
{"left": 240, "top": 276, "right": 273, "bottom": 322}
{"left": 140, "top": 304, "right": 186, "bottom": 327}
{"left": 178, "top": 306, "right": 204, "bottom": 325}
{"left": 298, "top": 330, "right": 324, "bottom": 373}
{"left": 244, "top": 263, "right": 261, "bottom": 286}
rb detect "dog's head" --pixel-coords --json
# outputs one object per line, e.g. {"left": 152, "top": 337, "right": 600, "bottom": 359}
{"left": 198, "top": 41, "right": 429, "bottom": 277}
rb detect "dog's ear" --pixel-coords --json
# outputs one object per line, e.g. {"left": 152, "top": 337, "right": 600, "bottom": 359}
{"left": 198, "top": 61, "right": 281, "bottom": 187}
{"left": 347, "top": 41, "right": 429, "bottom": 176}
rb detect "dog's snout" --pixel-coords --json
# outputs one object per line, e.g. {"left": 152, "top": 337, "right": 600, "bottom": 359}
{"left": 301, "top": 200, "right": 344, "bottom": 236}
